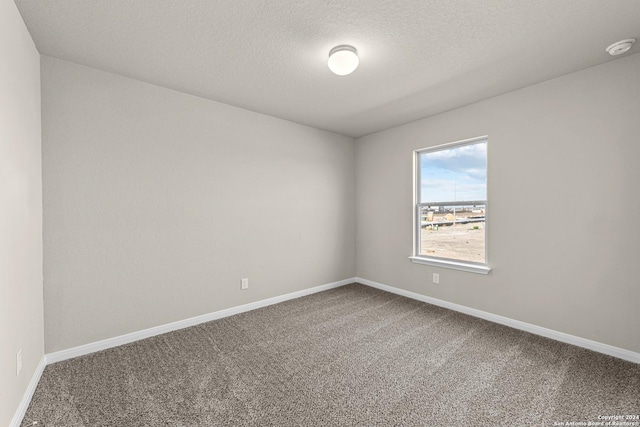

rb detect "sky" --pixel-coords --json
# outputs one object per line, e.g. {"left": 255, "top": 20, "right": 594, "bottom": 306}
{"left": 420, "top": 141, "right": 487, "bottom": 203}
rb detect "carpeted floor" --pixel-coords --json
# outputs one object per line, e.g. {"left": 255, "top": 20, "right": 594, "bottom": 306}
{"left": 22, "top": 283, "right": 639, "bottom": 426}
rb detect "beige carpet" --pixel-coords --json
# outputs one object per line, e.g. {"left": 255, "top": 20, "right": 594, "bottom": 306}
{"left": 22, "top": 283, "right": 639, "bottom": 426}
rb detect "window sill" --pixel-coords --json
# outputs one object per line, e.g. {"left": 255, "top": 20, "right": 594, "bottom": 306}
{"left": 409, "top": 256, "right": 491, "bottom": 275}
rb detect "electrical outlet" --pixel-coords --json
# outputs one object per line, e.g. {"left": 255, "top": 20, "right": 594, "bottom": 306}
{"left": 433, "top": 273, "right": 440, "bottom": 284}
{"left": 241, "top": 278, "right": 249, "bottom": 290}
{"left": 17, "top": 349, "right": 22, "bottom": 376}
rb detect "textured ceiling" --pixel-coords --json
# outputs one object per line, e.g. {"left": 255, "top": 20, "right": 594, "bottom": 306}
{"left": 15, "top": 0, "right": 640, "bottom": 137}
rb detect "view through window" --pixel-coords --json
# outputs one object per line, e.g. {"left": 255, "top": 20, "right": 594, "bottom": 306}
{"left": 416, "top": 137, "right": 487, "bottom": 265}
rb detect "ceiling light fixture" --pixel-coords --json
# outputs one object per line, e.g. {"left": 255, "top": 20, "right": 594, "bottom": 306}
{"left": 328, "top": 45, "right": 359, "bottom": 76}
{"left": 605, "top": 39, "right": 636, "bottom": 56}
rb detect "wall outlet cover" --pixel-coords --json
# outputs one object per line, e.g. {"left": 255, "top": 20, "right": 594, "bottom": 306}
{"left": 17, "top": 348, "right": 22, "bottom": 376}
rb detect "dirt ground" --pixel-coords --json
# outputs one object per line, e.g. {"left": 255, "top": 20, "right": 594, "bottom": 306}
{"left": 420, "top": 222, "right": 485, "bottom": 263}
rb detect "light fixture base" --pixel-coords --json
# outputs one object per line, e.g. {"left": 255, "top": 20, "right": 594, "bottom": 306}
{"left": 329, "top": 45, "right": 357, "bottom": 58}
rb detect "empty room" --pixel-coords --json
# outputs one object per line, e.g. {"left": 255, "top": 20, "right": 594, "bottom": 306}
{"left": 2, "top": 1, "right": 639, "bottom": 426}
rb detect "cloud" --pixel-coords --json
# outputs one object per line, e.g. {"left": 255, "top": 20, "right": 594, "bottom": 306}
{"left": 421, "top": 179, "right": 486, "bottom": 202}
{"left": 420, "top": 142, "right": 486, "bottom": 175}
{"left": 420, "top": 142, "right": 487, "bottom": 202}
{"left": 463, "top": 168, "right": 486, "bottom": 181}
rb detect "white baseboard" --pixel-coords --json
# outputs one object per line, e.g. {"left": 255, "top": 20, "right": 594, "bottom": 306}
{"left": 25, "top": 274, "right": 636, "bottom": 427}
{"left": 356, "top": 277, "right": 640, "bottom": 364}
{"left": 46, "top": 277, "right": 356, "bottom": 364}
{"left": 10, "top": 355, "right": 47, "bottom": 427}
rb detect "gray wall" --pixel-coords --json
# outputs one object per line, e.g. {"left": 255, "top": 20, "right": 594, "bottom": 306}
{"left": 41, "top": 56, "right": 355, "bottom": 353}
{"left": 356, "top": 53, "right": 640, "bottom": 353}
{"left": 0, "top": 2, "right": 44, "bottom": 425}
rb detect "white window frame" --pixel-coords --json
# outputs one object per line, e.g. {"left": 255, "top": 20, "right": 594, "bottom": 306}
{"left": 409, "top": 135, "right": 491, "bottom": 274}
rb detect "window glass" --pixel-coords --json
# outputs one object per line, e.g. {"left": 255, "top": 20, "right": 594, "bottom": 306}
{"left": 416, "top": 139, "right": 487, "bottom": 265}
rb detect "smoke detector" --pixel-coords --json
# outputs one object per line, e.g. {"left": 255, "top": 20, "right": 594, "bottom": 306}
{"left": 605, "top": 39, "right": 636, "bottom": 56}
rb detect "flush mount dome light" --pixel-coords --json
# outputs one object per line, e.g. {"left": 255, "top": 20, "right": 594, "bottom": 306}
{"left": 328, "top": 45, "right": 359, "bottom": 76}
{"left": 605, "top": 39, "right": 636, "bottom": 56}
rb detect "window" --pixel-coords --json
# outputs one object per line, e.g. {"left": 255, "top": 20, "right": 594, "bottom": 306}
{"left": 410, "top": 136, "right": 490, "bottom": 274}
